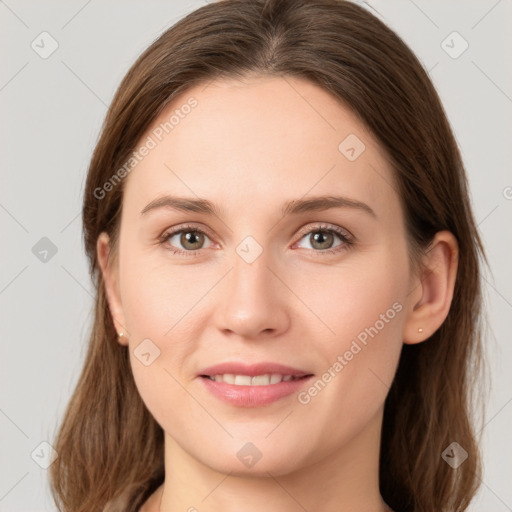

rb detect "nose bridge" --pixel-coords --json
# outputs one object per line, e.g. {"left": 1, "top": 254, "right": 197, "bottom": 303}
{"left": 215, "top": 235, "right": 289, "bottom": 337}
{"left": 229, "top": 238, "right": 276, "bottom": 308}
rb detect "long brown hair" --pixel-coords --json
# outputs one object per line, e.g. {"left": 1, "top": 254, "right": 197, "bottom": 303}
{"left": 49, "top": 1, "right": 488, "bottom": 510}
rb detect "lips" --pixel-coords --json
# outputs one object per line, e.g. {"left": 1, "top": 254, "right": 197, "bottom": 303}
{"left": 197, "top": 361, "right": 314, "bottom": 407}
{"left": 198, "top": 361, "right": 312, "bottom": 378}
{"left": 203, "top": 374, "right": 304, "bottom": 385}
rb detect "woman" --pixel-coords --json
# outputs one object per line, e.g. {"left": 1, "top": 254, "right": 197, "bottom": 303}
{"left": 49, "top": 1, "right": 487, "bottom": 511}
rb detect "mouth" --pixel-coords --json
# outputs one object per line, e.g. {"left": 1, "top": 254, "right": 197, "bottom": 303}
{"left": 196, "top": 362, "right": 314, "bottom": 407}
{"left": 199, "top": 373, "right": 311, "bottom": 386}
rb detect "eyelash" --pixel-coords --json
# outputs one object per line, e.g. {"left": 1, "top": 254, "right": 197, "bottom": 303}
{"left": 157, "top": 223, "right": 354, "bottom": 258}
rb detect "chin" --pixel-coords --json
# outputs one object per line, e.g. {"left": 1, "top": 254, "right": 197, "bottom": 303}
{"left": 192, "top": 437, "right": 309, "bottom": 477}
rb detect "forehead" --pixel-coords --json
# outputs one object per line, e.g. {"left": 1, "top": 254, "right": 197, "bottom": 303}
{"left": 123, "top": 75, "right": 400, "bottom": 222}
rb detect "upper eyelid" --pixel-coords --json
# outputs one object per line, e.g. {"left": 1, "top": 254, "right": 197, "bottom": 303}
{"left": 295, "top": 223, "right": 352, "bottom": 239}
{"left": 163, "top": 223, "right": 216, "bottom": 241}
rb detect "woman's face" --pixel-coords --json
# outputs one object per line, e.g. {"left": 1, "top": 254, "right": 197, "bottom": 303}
{"left": 99, "top": 75, "right": 421, "bottom": 475}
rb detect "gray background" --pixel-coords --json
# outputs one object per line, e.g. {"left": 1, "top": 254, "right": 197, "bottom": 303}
{"left": 1, "top": 0, "right": 511, "bottom": 510}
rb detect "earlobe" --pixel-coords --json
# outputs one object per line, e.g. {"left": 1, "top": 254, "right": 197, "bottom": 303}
{"left": 402, "top": 231, "right": 459, "bottom": 345}
{"left": 96, "top": 232, "right": 129, "bottom": 346}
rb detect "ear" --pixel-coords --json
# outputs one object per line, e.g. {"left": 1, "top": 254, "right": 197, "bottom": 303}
{"left": 402, "top": 230, "right": 459, "bottom": 344}
{"left": 96, "top": 232, "right": 129, "bottom": 346}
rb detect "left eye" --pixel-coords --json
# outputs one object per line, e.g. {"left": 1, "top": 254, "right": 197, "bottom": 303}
{"left": 294, "top": 227, "right": 351, "bottom": 252}
{"left": 294, "top": 229, "right": 344, "bottom": 251}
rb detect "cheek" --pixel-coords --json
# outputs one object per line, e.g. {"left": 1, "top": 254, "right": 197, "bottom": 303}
{"left": 295, "top": 251, "right": 407, "bottom": 422}
{"left": 119, "top": 249, "right": 204, "bottom": 341}
{"left": 119, "top": 247, "right": 226, "bottom": 416}
{"left": 291, "top": 250, "right": 408, "bottom": 346}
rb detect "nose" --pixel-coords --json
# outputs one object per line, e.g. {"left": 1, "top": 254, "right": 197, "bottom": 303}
{"left": 213, "top": 245, "right": 291, "bottom": 340}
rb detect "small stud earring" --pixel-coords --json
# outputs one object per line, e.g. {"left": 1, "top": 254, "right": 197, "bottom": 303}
{"left": 418, "top": 328, "right": 423, "bottom": 333}
{"left": 118, "top": 332, "right": 125, "bottom": 341}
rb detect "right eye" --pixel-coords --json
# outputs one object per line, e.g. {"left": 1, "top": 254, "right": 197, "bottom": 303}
{"left": 158, "top": 224, "right": 214, "bottom": 256}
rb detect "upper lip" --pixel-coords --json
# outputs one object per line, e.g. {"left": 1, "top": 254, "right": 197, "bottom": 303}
{"left": 198, "top": 362, "right": 313, "bottom": 378}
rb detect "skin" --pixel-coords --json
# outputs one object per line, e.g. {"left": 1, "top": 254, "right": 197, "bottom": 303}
{"left": 97, "top": 75, "right": 458, "bottom": 512}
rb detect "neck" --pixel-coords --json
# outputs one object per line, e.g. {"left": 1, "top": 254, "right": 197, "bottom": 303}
{"left": 155, "top": 405, "right": 390, "bottom": 512}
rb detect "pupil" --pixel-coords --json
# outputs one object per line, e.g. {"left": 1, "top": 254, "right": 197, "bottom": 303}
{"left": 183, "top": 231, "right": 203, "bottom": 249}
{"left": 312, "top": 231, "right": 332, "bottom": 249}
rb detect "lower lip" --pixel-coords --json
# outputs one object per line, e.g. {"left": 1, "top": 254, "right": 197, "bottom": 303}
{"left": 198, "top": 375, "right": 313, "bottom": 407}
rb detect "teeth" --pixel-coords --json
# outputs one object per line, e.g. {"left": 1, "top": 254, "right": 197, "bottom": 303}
{"left": 234, "top": 375, "right": 252, "bottom": 386}
{"left": 223, "top": 374, "right": 236, "bottom": 384}
{"left": 270, "top": 374, "right": 282, "bottom": 384}
{"left": 252, "top": 374, "right": 272, "bottom": 385}
{"left": 207, "top": 373, "right": 302, "bottom": 385}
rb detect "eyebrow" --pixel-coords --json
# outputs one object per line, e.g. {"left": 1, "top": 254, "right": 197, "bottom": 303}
{"left": 140, "top": 194, "right": 377, "bottom": 219}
